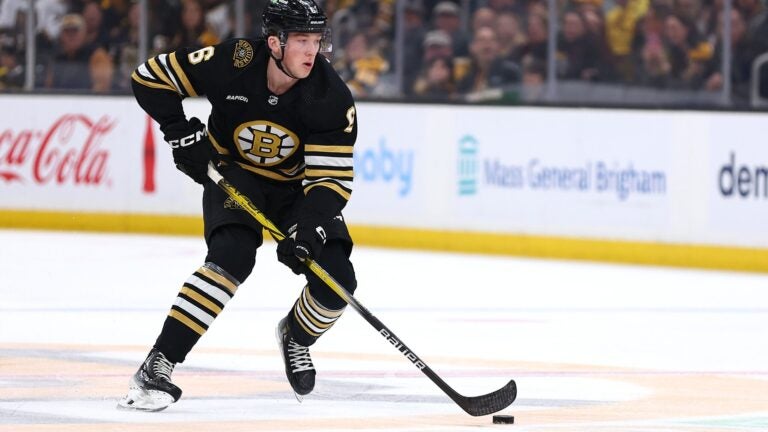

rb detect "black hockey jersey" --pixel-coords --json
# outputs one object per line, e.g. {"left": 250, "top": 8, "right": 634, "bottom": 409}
{"left": 131, "top": 38, "right": 357, "bottom": 204}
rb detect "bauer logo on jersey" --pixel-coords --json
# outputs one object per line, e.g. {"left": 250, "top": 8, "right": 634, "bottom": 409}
{"left": 234, "top": 120, "right": 299, "bottom": 166}
{"left": 233, "top": 40, "right": 253, "bottom": 68}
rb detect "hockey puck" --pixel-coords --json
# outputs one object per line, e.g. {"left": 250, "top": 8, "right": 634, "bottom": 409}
{"left": 493, "top": 415, "right": 515, "bottom": 424}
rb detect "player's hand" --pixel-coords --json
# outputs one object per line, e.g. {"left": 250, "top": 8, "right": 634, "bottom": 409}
{"left": 276, "top": 223, "right": 327, "bottom": 275}
{"left": 164, "top": 117, "right": 216, "bottom": 184}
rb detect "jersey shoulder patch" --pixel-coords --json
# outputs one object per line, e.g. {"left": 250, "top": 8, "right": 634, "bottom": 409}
{"left": 232, "top": 39, "right": 255, "bottom": 68}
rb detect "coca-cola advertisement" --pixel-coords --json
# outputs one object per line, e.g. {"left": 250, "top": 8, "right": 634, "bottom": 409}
{"left": 0, "top": 96, "right": 202, "bottom": 215}
{"left": 0, "top": 114, "right": 113, "bottom": 186}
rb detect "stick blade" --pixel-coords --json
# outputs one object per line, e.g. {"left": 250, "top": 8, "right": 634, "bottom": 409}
{"left": 459, "top": 379, "right": 517, "bottom": 417}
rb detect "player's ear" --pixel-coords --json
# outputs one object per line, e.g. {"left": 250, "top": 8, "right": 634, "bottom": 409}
{"left": 267, "top": 35, "right": 281, "bottom": 53}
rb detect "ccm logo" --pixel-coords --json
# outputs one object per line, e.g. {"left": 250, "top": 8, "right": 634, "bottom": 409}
{"left": 168, "top": 129, "right": 207, "bottom": 148}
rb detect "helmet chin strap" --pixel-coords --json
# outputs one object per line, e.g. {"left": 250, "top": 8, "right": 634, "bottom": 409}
{"left": 269, "top": 45, "right": 300, "bottom": 80}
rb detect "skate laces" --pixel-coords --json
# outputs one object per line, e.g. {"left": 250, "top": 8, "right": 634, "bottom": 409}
{"left": 287, "top": 340, "right": 314, "bottom": 373}
{"left": 151, "top": 352, "right": 175, "bottom": 382}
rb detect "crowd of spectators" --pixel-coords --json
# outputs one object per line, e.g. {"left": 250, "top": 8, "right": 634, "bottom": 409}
{"left": 0, "top": 0, "right": 767, "bottom": 104}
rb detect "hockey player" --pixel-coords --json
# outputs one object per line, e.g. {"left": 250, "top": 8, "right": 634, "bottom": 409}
{"left": 118, "top": 0, "right": 357, "bottom": 411}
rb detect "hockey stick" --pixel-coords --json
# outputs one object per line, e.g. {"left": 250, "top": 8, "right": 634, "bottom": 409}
{"left": 207, "top": 162, "right": 516, "bottom": 416}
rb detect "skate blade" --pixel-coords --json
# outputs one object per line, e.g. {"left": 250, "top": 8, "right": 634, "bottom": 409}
{"left": 116, "top": 387, "right": 175, "bottom": 412}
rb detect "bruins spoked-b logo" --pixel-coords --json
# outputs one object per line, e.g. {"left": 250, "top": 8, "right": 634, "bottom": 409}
{"left": 234, "top": 121, "right": 299, "bottom": 166}
{"left": 233, "top": 39, "right": 253, "bottom": 68}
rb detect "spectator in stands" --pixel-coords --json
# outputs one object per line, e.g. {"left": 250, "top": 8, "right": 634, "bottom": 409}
{"left": 662, "top": 13, "right": 713, "bottom": 88}
{"left": 737, "top": 0, "right": 767, "bottom": 36}
{"left": 456, "top": 26, "right": 520, "bottom": 94}
{"left": 333, "top": 31, "right": 389, "bottom": 97}
{"left": 0, "top": 33, "right": 23, "bottom": 90}
{"left": 484, "top": 0, "right": 523, "bottom": 14}
{"left": 493, "top": 11, "right": 526, "bottom": 63}
{"left": 704, "top": 8, "right": 752, "bottom": 102}
{"left": 581, "top": 7, "right": 617, "bottom": 80}
{"left": 401, "top": 0, "right": 428, "bottom": 95}
{"left": 557, "top": 9, "right": 602, "bottom": 80}
{"left": 632, "top": 0, "right": 672, "bottom": 71}
{"left": 472, "top": 6, "right": 496, "bottom": 33}
{"left": 82, "top": 0, "right": 111, "bottom": 49}
{"left": 168, "top": 0, "right": 220, "bottom": 51}
{"left": 636, "top": 32, "right": 672, "bottom": 86}
{"left": 495, "top": 10, "right": 527, "bottom": 62}
{"left": 519, "top": 12, "right": 548, "bottom": 66}
{"left": 431, "top": 1, "right": 470, "bottom": 57}
{"left": 111, "top": 0, "right": 139, "bottom": 91}
{"left": 412, "top": 55, "right": 456, "bottom": 99}
{"left": 89, "top": 47, "right": 116, "bottom": 93}
{"left": 605, "top": 0, "right": 650, "bottom": 82}
{"left": 675, "top": 0, "right": 707, "bottom": 35}
{"left": 45, "top": 13, "right": 107, "bottom": 90}
{"left": 422, "top": 29, "right": 454, "bottom": 63}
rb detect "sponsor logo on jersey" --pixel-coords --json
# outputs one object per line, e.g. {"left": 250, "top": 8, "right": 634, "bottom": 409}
{"left": 234, "top": 120, "right": 299, "bottom": 166}
{"left": 226, "top": 94, "right": 249, "bottom": 103}
{"left": 233, "top": 40, "right": 254, "bottom": 68}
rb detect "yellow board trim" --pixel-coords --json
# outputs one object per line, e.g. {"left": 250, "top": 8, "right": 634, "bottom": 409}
{"left": 168, "top": 309, "right": 206, "bottom": 336}
{"left": 3, "top": 210, "right": 768, "bottom": 273}
{"left": 0, "top": 210, "right": 202, "bottom": 235}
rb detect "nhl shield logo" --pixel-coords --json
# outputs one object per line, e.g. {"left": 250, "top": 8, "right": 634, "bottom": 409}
{"left": 233, "top": 40, "right": 253, "bottom": 68}
{"left": 268, "top": 95, "right": 278, "bottom": 105}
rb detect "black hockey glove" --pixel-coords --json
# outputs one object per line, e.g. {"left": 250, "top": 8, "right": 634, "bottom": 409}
{"left": 276, "top": 222, "right": 328, "bottom": 275}
{"left": 164, "top": 117, "right": 215, "bottom": 184}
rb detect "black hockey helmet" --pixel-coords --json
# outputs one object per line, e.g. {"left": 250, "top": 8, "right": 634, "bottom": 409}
{"left": 262, "top": 0, "right": 332, "bottom": 53}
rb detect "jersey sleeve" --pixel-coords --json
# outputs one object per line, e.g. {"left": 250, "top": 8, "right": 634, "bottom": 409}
{"left": 302, "top": 92, "right": 357, "bottom": 206}
{"left": 130, "top": 44, "right": 225, "bottom": 132}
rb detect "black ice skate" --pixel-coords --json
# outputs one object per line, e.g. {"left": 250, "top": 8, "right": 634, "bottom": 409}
{"left": 117, "top": 349, "right": 182, "bottom": 411}
{"left": 276, "top": 317, "right": 316, "bottom": 401}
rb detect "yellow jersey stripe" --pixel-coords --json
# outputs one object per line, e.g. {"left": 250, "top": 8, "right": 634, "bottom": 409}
{"left": 305, "top": 144, "right": 353, "bottom": 154}
{"left": 304, "top": 288, "right": 344, "bottom": 319}
{"left": 198, "top": 266, "right": 238, "bottom": 294}
{"left": 147, "top": 58, "right": 176, "bottom": 90}
{"left": 131, "top": 71, "right": 176, "bottom": 92}
{"left": 180, "top": 287, "right": 223, "bottom": 315}
{"left": 305, "top": 168, "right": 354, "bottom": 178}
{"left": 236, "top": 162, "right": 303, "bottom": 181}
{"left": 169, "top": 309, "right": 206, "bottom": 335}
{"left": 169, "top": 52, "right": 197, "bottom": 97}
{"left": 293, "top": 309, "right": 321, "bottom": 337}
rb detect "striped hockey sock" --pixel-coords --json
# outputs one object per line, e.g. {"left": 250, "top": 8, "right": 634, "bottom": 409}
{"left": 155, "top": 262, "right": 239, "bottom": 362}
{"left": 290, "top": 285, "right": 345, "bottom": 346}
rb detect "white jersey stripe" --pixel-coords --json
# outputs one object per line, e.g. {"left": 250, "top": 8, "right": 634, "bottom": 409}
{"left": 302, "top": 177, "right": 352, "bottom": 190}
{"left": 295, "top": 304, "right": 325, "bottom": 334}
{"left": 173, "top": 298, "right": 215, "bottom": 326}
{"left": 157, "top": 54, "right": 183, "bottom": 94}
{"left": 186, "top": 275, "right": 232, "bottom": 305}
{"left": 305, "top": 155, "right": 353, "bottom": 168}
